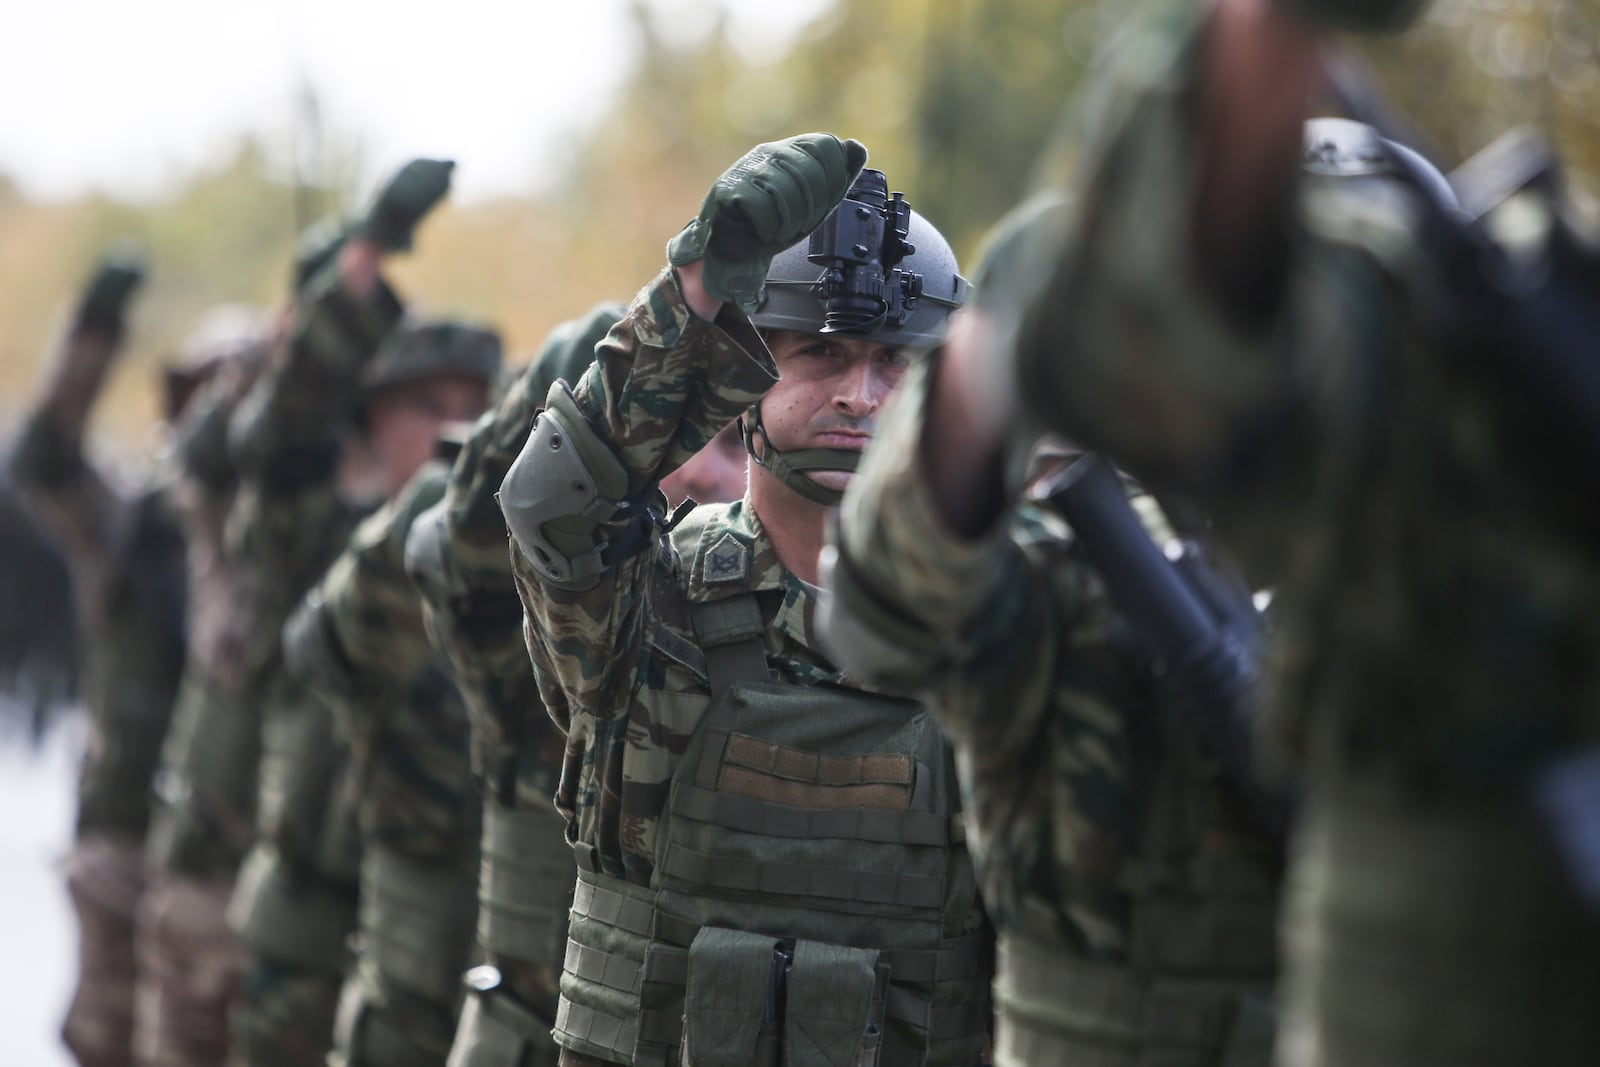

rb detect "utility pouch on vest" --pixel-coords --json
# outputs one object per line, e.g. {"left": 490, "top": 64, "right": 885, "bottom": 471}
{"left": 362, "top": 843, "right": 478, "bottom": 1004}
{"left": 479, "top": 800, "right": 576, "bottom": 963}
{"left": 449, "top": 965, "right": 560, "bottom": 1067}
{"left": 331, "top": 973, "right": 451, "bottom": 1067}
{"left": 682, "top": 927, "right": 784, "bottom": 1067}
{"left": 784, "top": 940, "right": 886, "bottom": 1067}
{"left": 227, "top": 845, "right": 355, "bottom": 972}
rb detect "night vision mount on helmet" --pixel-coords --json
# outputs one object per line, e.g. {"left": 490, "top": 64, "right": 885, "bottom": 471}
{"left": 745, "top": 168, "right": 969, "bottom": 506}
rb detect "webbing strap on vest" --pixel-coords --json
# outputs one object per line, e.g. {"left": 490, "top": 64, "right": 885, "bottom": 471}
{"left": 478, "top": 800, "right": 576, "bottom": 962}
{"left": 689, "top": 596, "right": 768, "bottom": 698}
{"left": 658, "top": 844, "right": 946, "bottom": 909}
{"left": 673, "top": 781, "right": 959, "bottom": 845}
{"left": 993, "top": 934, "right": 1274, "bottom": 1067}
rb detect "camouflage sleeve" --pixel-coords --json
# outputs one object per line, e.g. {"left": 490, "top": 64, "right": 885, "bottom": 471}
{"left": 415, "top": 303, "right": 621, "bottom": 803}
{"left": 226, "top": 261, "right": 403, "bottom": 599}
{"left": 1006, "top": 0, "right": 1322, "bottom": 497}
{"left": 288, "top": 463, "right": 471, "bottom": 858}
{"left": 830, "top": 356, "right": 1032, "bottom": 713}
{"left": 833, "top": 354, "right": 1150, "bottom": 945}
{"left": 511, "top": 269, "right": 774, "bottom": 715}
{"left": 9, "top": 330, "right": 127, "bottom": 626}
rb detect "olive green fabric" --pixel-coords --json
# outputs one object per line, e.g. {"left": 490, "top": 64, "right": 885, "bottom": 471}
{"left": 478, "top": 801, "right": 575, "bottom": 966}
{"left": 449, "top": 965, "right": 562, "bottom": 1067}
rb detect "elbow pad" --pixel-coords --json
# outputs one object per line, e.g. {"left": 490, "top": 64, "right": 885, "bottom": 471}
{"left": 498, "top": 382, "right": 635, "bottom": 588}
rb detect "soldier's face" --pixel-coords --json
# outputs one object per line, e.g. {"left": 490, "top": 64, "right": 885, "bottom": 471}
{"left": 366, "top": 374, "right": 490, "bottom": 499}
{"left": 759, "top": 330, "right": 909, "bottom": 494}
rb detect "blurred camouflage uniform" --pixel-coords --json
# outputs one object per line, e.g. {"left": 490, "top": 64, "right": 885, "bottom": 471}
{"left": 284, "top": 454, "right": 477, "bottom": 1067}
{"left": 827, "top": 349, "right": 1284, "bottom": 1065}
{"left": 506, "top": 269, "right": 989, "bottom": 1067}
{"left": 1004, "top": 3, "right": 1600, "bottom": 1064}
{"left": 406, "top": 303, "right": 620, "bottom": 1067}
{"left": 222, "top": 258, "right": 406, "bottom": 1067}
{"left": 9, "top": 260, "right": 188, "bottom": 1067}
{"left": 134, "top": 311, "right": 271, "bottom": 1067}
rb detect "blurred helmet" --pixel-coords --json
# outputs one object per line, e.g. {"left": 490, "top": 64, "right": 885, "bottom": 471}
{"left": 1303, "top": 117, "right": 1459, "bottom": 211}
{"left": 363, "top": 318, "right": 503, "bottom": 394}
{"left": 750, "top": 168, "right": 969, "bottom": 349}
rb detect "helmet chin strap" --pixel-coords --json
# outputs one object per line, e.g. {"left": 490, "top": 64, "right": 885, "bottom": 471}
{"left": 739, "top": 405, "right": 861, "bottom": 507}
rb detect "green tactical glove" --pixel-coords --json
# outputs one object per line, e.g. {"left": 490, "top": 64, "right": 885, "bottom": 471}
{"left": 357, "top": 157, "right": 455, "bottom": 251}
{"left": 667, "top": 133, "right": 868, "bottom": 314}
{"left": 74, "top": 251, "right": 145, "bottom": 335}
{"left": 1274, "top": 0, "right": 1430, "bottom": 33}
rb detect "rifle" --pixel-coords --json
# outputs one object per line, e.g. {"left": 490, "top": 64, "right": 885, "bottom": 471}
{"left": 1030, "top": 454, "right": 1289, "bottom": 837}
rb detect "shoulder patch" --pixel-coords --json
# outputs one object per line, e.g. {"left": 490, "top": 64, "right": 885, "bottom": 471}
{"left": 703, "top": 531, "right": 750, "bottom": 584}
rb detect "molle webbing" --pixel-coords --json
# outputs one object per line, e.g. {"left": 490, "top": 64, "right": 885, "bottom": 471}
{"left": 561, "top": 866, "right": 989, "bottom": 1066}
{"left": 478, "top": 801, "right": 576, "bottom": 963}
{"left": 993, "top": 935, "right": 1274, "bottom": 1067}
{"left": 360, "top": 843, "right": 477, "bottom": 1004}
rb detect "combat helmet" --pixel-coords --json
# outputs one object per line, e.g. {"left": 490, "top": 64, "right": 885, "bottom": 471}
{"left": 743, "top": 168, "right": 969, "bottom": 504}
{"left": 363, "top": 318, "right": 503, "bottom": 395}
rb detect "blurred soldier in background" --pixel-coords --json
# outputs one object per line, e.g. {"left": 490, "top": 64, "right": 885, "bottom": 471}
{"left": 931, "top": 0, "right": 1600, "bottom": 1063}
{"left": 406, "top": 303, "right": 746, "bottom": 1067}
{"left": 499, "top": 134, "right": 988, "bottom": 1067}
{"left": 8, "top": 252, "right": 191, "bottom": 1067}
{"left": 272, "top": 323, "right": 504, "bottom": 1067}
{"left": 220, "top": 159, "right": 498, "bottom": 1067}
{"left": 819, "top": 199, "right": 1287, "bottom": 1064}
{"left": 136, "top": 300, "right": 273, "bottom": 1067}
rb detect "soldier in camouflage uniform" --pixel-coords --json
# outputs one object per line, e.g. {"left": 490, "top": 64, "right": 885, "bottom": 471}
{"left": 498, "top": 136, "right": 988, "bottom": 1067}
{"left": 952, "top": 0, "right": 1600, "bottom": 1063}
{"left": 281, "top": 403, "right": 493, "bottom": 1065}
{"left": 819, "top": 207, "right": 1285, "bottom": 1063}
{"left": 221, "top": 160, "right": 497, "bottom": 1067}
{"left": 405, "top": 305, "right": 746, "bottom": 1067}
{"left": 137, "top": 303, "right": 274, "bottom": 1067}
{"left": 10, "top": 253, "right": 190, "bottom": 1067}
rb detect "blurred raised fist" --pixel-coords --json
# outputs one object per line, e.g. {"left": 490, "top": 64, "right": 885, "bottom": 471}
{"left": 667, "top": 133, "right": 868, "bottom": 314}
{"left": 74, "top": 249, "right": 145, "bottom": 335}
{"left": 358, "top": 158, "right": 455, "bottom": 252}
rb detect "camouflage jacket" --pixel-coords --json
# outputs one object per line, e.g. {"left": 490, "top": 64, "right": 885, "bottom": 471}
{"left": 415, "top": 303, "right": 622, "bottom": 809}
{"left": 9, "top": 339, "right": 187, "bottom": 839}
{"left": 291, "top": 459, "right": 475, "bottom": 862}
{"left": 832, "top": 357, "right": 1282, "bottom": 962}
{"left": 510, "top": 269, "right": 867, "bottom": 884}
{"left": 1007, "top": 0, "right": 1600, "bottom": 794}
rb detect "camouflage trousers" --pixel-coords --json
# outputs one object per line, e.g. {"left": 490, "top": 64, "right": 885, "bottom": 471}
{"left": 61, "top": 833, "right": 144, "bottom": 1067}
{"left": 132, "top": 873, "right": 245, "bottom": 1067}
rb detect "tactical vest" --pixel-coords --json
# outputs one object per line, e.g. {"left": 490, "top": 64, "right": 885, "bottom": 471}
{"left": 991, "top": 664, "right": 1282, "bottom": 1067}
{"left": 555, "top": 579, "right": 989, "bottom": 1067}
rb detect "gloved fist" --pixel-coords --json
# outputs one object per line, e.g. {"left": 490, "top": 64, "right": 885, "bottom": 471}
{"left": 667, "top": 133, "right": 868, "bottom": 314}
{"left": 358, "top": 158, "right": 455, "bottom": 251}
{"left": 75, "top": 250, "right": 145, "bottom": 334}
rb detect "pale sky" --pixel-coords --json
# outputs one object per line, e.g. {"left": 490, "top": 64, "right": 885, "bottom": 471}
{"left": 0, "top": 0, "right": 830, "bottom": 202}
